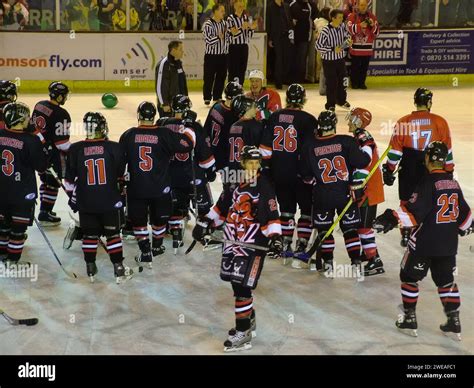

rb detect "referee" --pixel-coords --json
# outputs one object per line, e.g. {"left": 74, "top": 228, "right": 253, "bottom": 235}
{"left": 315, "top": 9, "right": 352, "bottom": 111}
{"left": 226, "top": 0, "right": 257, "bottom": 85}
{"left": 202, "top": 4, "right": 228, "bottom": 106}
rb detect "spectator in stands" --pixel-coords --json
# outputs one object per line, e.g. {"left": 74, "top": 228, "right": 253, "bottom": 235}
{"left": 66, "top": 0, "right": 93, "bottom": 31}
{"left": 439, "top": 0, "right": 461, "bottom": 27}
{"left": 347, "top": 0, "right": 379, "bottom": 89}
{"left": 411, "top": 0, "right": 435, "bottom": 28}
{"left": 97, "top": 0, "right": 116, "bottom": 30}
{"left": 397, "top": 0, "right": 416, "bottom": 27}
{"left": 2, "top": 0, "right": 29, "bottom": 30}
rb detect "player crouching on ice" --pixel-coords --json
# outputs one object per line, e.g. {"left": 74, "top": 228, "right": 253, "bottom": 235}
{"left": 374, "top": 141, "right": 472, "bottom": 340}
{"left": 192, "top": 146, "right": 283, "bottom": 352}
{"left": 346, "top": 107, "right": 385, "bottom": 276}
{"left": 65, "top": 112, "right": 133, "bottom": 284}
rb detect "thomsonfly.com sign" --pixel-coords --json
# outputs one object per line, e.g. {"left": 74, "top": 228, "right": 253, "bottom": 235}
{"left": 367, "top": 28, "right": 473, "bottom": 76}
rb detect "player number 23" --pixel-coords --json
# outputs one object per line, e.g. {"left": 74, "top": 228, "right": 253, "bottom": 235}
{"left": 436, "top": 193, "right": 459, "bottom": 224}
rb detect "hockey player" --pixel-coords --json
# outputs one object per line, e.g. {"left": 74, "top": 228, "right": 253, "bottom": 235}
{"left": 374, "top": 141, "right": 472, "bottom": 340}
{"left": 204, "top": 81, "right": 242, "bottom": 172}
{"left": 215, "top": 94, "right": 266, "bottom": 217}
{"left": 260, "top": 84, "right": 318, "bottom": 267}
{"left": 346, "top": 107, "right": 385, "bottom": 276}
{"left": 65, "top": 112, "right": 132, "bottom": 283}
{"left": 119, "top": 101, "right": 196, "bottom": 268}
{"left": 192, "top": 146, "right": 283, "bottom": 352}
{"left": 157, "top": 94, "right": 216, "bottom": 252}
{"left": 29, "top": 81, "right": 72, "bottom": 227}
{"left": 0, "top": 80, "right": 17, "bottom": 129}
{"left": 245, "top": 69, "right": 282, "bottom": 121}
{"left": 301, "top": 110, "right": 371, "bottom": 274}
{"left": 383, "top": 88, "right": 454, "bottom": 247}
{"left": 0, "top": 102, "right": 48, "bottom": 264}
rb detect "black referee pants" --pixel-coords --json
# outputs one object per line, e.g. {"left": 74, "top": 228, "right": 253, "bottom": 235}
{"left": 322, "top": 58, "right": 348, "bottom": 109}
{"left": 228, "top": 44, "right": 248, "bottom": 86}
{"left": 203, "top": 54, "right": 228, "bottom": 102}
{"left": 350, "top": 55, "right": 371, "bottom": 88}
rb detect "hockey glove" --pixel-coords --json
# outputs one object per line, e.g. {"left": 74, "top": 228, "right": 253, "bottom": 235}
{"left": 382, "top": 163, "right": 396, "bottom": 186}
{"left": 355, "top": 129, "right": 373, "bottom": 148}
{"left": 267, "top": 235, "right": 283, "bottom": 259}
{"left": 373, "top": 209, "right": 398, "bottom": 233}
{"left": 192, "top": 216, "right": 214, "bottom": 244}
{"left": 182, "top": 110, "right": 198, "bottom": 127}
{"left": 459, "top": 223, "right": 473, "bottom": 237}
{"left": 206, "top": 165, "right": 217, "bottom": 182}
{"left": 350, "top": 183, "right": 366, "bottom": 206}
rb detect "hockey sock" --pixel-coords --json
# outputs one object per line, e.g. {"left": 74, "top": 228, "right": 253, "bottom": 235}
{"left": 7, "top": 232, "right": 26, "bottom": 262}
{"left": 280, "top": 213, "right": 295, "bottom": 241}
{"left": 133, "top": 226, "right": 149, "bottom": 246}
{"left": 168, "top": 216, "right": 183, "bottom": 233}
{"left": 0, "top": 222, "right": 10, "bottom": 256}
{"left": 343, "top": 229, "right": 362, "bottom": 261}
{"left": 358, "top": 227, "right": 377, "bottom": 260}
{"left": 235, "top": 297, "right": 253, "bottom": 332}
{"left": 151, "top": 224, "right": 166, "bottom": 249}
{"left": 320, "top": 232, "right": 335, "bottom": 261}
{"left": 401, "top": 282, "right": 419, "bottom": 311}
{"left": 297, "top": 214, "right": 312, "bottom": 241}
{"left": 82, "top": 235, "right": 98, "bottom": 263}
{"left": 106, "top": 234, "right": 123, "bottom": 264}
{"left": 39, "top": 184, "right": 58, "bottom": 212}
{"left": 438, "top": 282, "right": 461, "bottom": 314}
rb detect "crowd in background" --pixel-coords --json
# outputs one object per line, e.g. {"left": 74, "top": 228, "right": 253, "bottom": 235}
{"left": 0, "top": 0, "right": 472, "bottom": 31}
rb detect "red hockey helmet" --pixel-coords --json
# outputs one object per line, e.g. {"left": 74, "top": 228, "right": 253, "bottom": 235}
{"left": 346, "top": 107, "right": 372, "bottom": 129}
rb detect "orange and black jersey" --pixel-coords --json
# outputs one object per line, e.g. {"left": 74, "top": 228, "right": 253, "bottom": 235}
{"left": 395, "top": 171, "right": 472, "bottom": 257}
{"left": 156, "top": 117, "right": 215, "bottom": 189}
{"left": 387, "top": 110, "right": 454, "bottom": 172}
{"left": 119, "top": 124, "right": 195, "bottom": 199}
{"left": 224, "top": 117, "right": 265, "bottom": 180}
{"left": 260, "top": 108, "right": 318, "bottom": 184}
{"left": 301, "top": 134, "right": 371, "bottom": 209}
{"left": 207, "top": 172, "right": 282, "bottom": 242}
{"left": 204, "top": 101, "right": 237, "bottom": 171}
{"left": 0, "top": 128, "right": 48, "bottom": 204}
{"left": 65, "top": 139, "right": 126, "bottom": 213}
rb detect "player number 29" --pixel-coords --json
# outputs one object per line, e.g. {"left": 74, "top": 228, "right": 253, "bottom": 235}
{"left": 318, "top": 156, "right": 348, "bottom": 183}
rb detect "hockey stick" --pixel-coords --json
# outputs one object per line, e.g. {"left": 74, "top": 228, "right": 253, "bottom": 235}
{"left": 306, "top": 145, "right": 392, "bottom": 262}
{"left": 0, "top": 308, "right": 38, "bottom": 326}
{"left": 184, "top": 149, "right": 201, "bottom": 255}
{"left": 33, "top": 217, "right": 78, "bottom": 279}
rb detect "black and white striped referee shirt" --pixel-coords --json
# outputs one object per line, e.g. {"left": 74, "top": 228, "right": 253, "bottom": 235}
{"left": 203, "top": 18, "right": 229, "bottom": 55}
{"left": 226, "top": 12, "right": 254, "bottom": 45}
{"left": 315, "top": 23, "right": 350, "bottom": 61}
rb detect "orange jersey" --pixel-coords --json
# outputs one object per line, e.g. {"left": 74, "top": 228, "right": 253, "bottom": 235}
{"left": 364, "top": 142, "right": 384, "bottom": 206}
{"left": 387, "top": 110, "right": 454, "bottom": 171}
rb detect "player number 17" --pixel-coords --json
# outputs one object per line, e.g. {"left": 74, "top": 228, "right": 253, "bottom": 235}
{"left": 411, "top": 129, "right": 432, "bottom": 150}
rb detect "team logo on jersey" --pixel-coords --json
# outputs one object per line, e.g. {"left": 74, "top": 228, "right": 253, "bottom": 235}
{"left": 25, "top": 193, "right": 36, "bottom": 200}
{"left": 114, "top": 201, "right": 123, "bottom": 208}
{"left": 409, "top": 193, "right": 418, "bottom": 203}
{"left": 413, "top": 263, "right": 425, "bottom": 271}
{"left": 163, "top": 186, "right": 170, "bottom": 194}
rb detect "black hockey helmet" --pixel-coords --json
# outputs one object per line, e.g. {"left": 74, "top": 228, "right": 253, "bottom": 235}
{"left": 240, "top": 145, "right": 262, "bottom": 162}
{"left": 231, "top": 94, "right": 255, "bottom": 118}
{"left": 48, "top": 81, "right": 69, "bottom": 104}
{"left": 425, "top": 141, "right": 448, "bottom": 164}
{"left": 317, "top": 110, "right": 337, "bottom": 136}
{"left": 0, "top": 80, "right": 17, "bottom": 102}
{"left": 83, "top": 111, "right": 108, "bottom": 139}
{"left": 137, "top": 101, "right": 157, "bottom": 121}
{"left": 414, "top": 87, "right": 433, "bottom": 107}
{"left": 3, "top": 102, "right": 30, "bottom": 129}
{"left": 286, "top": 83, "right": 306, "bottom": 105}
{"left": 224, "top": 81, "right": 243, "bottom": 100}
{"left": 171, "top": 94, "right": 192, "bottom": 113}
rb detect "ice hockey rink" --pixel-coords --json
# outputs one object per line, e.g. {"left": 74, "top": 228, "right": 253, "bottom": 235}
{"left": 1, "top": 85, "right": 473, "bottom": 355}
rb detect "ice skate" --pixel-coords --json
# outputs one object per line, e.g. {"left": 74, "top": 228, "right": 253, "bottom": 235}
{"left": 135, "top": 251, "right": 153, "bottom": 269}
{"left": 292, "top": 239, "right": 310, "bottom": 269}
{"left": 363, "top": 256, "right": 385, "bottom": 276}
{"left": 63, "top": 220, "right": 79, "bottom": 250}
{"left": 228, "top": 311, "right": 257, "bottom": 338}
{"left": 171, "top": 229, "right": 184, "bottom": 255}
{"left": 440, "top": 311, "right": 461, "bottom": 341}
{"left": 223, "top": 329, "right": 252, "bottom": 352}
{"left": 281, "top": 238, "right": 293, "bottom": 265}
{"left": 152, "top": 245, "right": 166, "bottom": 257}
{"left": 38, "top": 211, "right": 61, "bottom": 227}
{"left": 396, "top": 305, "right": 418, "bottom": 337}
{"left": 322, "top": 259, "right": 334, "bottom": 279}
{"left": 86, "top": 262, "right": 98, "bottom": 283}
{"left": 114, "top": 263, "right": 134, "bottom": 284}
